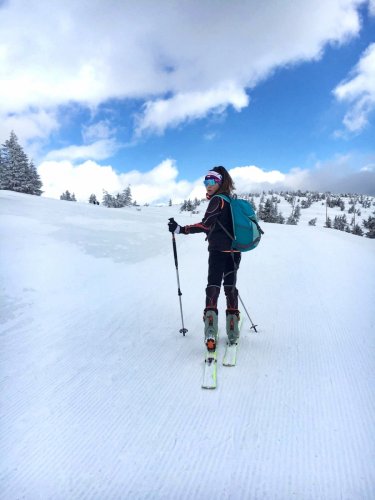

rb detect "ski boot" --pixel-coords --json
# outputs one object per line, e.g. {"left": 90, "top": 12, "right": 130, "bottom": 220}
{"left": 226, "top": 309, "right": 240, "bottom": 345}
{"left": 203, "top": 309, "right": 218, "bottom": 352}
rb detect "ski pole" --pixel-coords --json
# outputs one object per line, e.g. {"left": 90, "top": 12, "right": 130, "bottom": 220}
{"left": 230, "top": 252, "right": 258, "bottom": 333}
{"left": 169, "top": 218, "right": 188, "bottom": 336}
{"left": 238, "top": 293, "right": 258, "bottom": 333}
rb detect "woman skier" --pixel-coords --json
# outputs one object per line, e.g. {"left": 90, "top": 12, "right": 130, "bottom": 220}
{"left": 168, "top": 166, "right": 240, "bottom": 351}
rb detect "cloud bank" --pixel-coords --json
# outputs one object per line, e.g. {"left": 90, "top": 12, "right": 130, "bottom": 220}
{"left": 0, "top": 0, "right": 369, "bottom": 142}
{"left": 38, "top": 157, "right": 375, "bottom": 204}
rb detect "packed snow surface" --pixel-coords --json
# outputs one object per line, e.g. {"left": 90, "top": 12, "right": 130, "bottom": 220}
{"left": 1, "top": 191, "right": 374, "bottom": 499}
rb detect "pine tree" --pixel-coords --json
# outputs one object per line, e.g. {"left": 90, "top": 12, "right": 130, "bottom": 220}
{"left": 121, "top": 185, "right": 132, "bottom": 206}
{"left": 363, "top": 216, "right": 375, "bottom": 238}
{"left": 102, "top": 190, "right": 114, "bottom": 207}
{"left": 294, "top": 204, "right": 301, "bottom": 222}
{"left": 352, "top": 224, "right": 364, "bottom": 236}
{"left": 27, "top": 160, "right": 43, "bottom": 195}
{"left": 286, "top": 213, "right": 297, "bottom": 225}
{"left": 325, "top": 216, "right": 332, "bottom": 228}
{"left": 0, "top": 131, "right": 43, "bottom": 195}
{"left": 249, "top": 197, "right": 256, "bottom": 212}
{"left": 257, "top": 202, "right": 265, "bottom": 220}
{"left": 333, "top": 215, "right": 347, "bottom": 231}
{"left": 89, "top": 193, "right": 98, "bottom": 204}
{"left": 60, "top": 190, "right": 74, "bottom": 201}
{"left": 262, "top": 198, "right": 278, "bottom": 222}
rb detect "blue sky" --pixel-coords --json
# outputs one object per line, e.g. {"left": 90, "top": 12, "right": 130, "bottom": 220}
{"left": 1, "top": 0, "right": 374, "bottom": 202}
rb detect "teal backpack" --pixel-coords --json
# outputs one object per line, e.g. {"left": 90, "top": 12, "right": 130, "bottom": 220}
{"left": 214, "top": 194, "right": 264, "bottom": 252}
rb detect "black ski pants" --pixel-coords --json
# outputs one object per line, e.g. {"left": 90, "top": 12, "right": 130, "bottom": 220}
{"left": 205, "top": 251, "right": 241, "bottom": 311}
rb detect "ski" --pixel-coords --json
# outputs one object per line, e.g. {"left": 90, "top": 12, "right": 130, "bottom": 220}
{"left": 223, "top": 341, "right": 238, "bottom": 366}
{"left": 202, "top": 349, "right": 217, "bottom": 389}
{"left": 223, "top": 317, "right": 243, "bottom": 367}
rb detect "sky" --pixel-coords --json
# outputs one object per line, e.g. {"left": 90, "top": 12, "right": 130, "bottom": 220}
{"left": 1, "top": 0, "right": 375, "bottom": 203}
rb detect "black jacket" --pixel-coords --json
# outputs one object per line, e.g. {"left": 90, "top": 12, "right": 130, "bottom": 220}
{"left": 181, "top": 194, "right": 234, "bottom": 252}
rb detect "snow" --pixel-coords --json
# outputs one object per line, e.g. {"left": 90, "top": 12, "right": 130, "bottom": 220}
{"left": 1, "top": 190, "right": 374, "bottom": 499}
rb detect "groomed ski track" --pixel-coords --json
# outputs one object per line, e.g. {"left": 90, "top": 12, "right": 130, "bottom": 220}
{"left": 1, "top": 191, "right": 374, "bottom": 499}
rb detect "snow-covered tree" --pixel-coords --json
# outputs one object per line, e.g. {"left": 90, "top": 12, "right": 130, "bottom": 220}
{"left": 261, "top": 198, "right": 278, "bottom": 223}
{"left": 0, "top": 131, "right": 43, "bottom": 195}
{"left": 120, "top": 186, "right": 132, "bottom": 206}
{"left": 363, "top": 216, "right": 375, "bottom": 238}
{"left": 180, "top": 198, "right": 199, "bottom": 212}
{"left": 352, "top": 224, "right": 364, "bottom": 236}
{"left": 333, "top": 215, "right": 348, "bottom": 231}
{"left": 27, "top": 160, "right": 43, "bottom": 195}
{"left": 60, "top": 190, "right": 76, "bottom": 201}
{"left": 89, "top": 194, "right": 98, "bottom": 204}
{"left": 102, "top": 190, "right": 114, "bottom": 207}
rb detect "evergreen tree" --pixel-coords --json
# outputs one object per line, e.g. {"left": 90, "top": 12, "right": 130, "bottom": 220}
{"left": 121, "top": 185, "right": 132, "bottom": 206}
{"left": 286, "top": 213, "right": 297, "bottom": 225}
{"left": 276, "top": 212, "right": 285, "bottom": 224}
{"left": 102, "top": 190, "right": 114, "bottom": 207}
{"left": 294, "top": 204, "right": 301, "bottom": 222}
{"left": 89, "top": 193, "right": 98, "bottom": 204}
{"left": 262, "top": 198, "right": 277, "bottom": 222}
{"left": 27, "top": 160, "right": 43, "bottom": 195}
{"left": 352, "top": 224, "right": 364, "bottom": 236}
{"left": 0, "top": 131, "right": 43, "bottom": 195}
{"left": 257, "top": 202, "right": 265, "bottom": 220}
{"left": 60, "top": 190, "right": 75, "bottom": 201}
{"left": 249, "top": 197, "right": 256, "bottom": 212}
{"left": 308, "top": 218, "right": 317, "bottom": 226}
{"left": 363, "top": 216, "right": 375, "bottom": 238}
{"left": 325, "top": 216, "right": 332, "bottom": 228}
{"left": 180, "top": 199, "right": 196, "bottom": 212}
{"left": 333, "top": 214, "right": 348, "bottom": 231}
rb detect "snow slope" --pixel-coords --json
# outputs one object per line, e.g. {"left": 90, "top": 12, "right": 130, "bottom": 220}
{"left": 1, "top": 191, "right": 374, "bottom": 499}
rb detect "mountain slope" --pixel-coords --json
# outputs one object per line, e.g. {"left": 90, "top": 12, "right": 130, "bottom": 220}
{"left": 1, "top": 191, "right": 374, "bottom": 499}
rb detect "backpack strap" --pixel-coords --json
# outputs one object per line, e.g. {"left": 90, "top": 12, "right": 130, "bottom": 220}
{"left": 212, "top": 194, "right": 235, "bottom": 242}
{"left": 214, "top": 193, "right": 231, "bottom": 204}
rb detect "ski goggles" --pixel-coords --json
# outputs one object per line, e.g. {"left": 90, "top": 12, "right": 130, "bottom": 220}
{"left": 204, "top": 178, "right": 219, "bottom": 187}
{"left": 204, "top": 170, "right": 223, "bottom": 186}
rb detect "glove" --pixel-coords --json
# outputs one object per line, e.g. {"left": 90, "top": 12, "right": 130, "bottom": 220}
{"left": 168, "top": 218, "right": 180, "bottom": 233}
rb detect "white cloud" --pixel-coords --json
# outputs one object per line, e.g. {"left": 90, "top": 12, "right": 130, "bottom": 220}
{"left": 0, "top": 109, "right": 59, "bottom": 147}
{"left": 38, "top": 158, "right": 196, "bottom": 203}
{"left": 369, "top": 0, "right": 375, "bottom": 15}
{"left": 45, "top": 138, "right": 120, "bottom": 161}
{"left": 0, "top": 0, "right": 367, "bottom": 140}
{"left": 334, "top": 43, "right": 375, "bottom": 133}
{"left": 38, "top": 160, "right": 122, "bottom": 201}
{"left": 82, "top": 120, "right": 114, "bottom": 143}
{"left": 136, "top": 82, "right": 249, "bottom": 135}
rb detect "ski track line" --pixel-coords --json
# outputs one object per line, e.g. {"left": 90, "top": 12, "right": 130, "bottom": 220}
{"left": 4, "top": 301, "right": 374, "bottom": 499}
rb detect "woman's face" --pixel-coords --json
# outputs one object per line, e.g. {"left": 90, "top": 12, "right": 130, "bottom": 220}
{"left": 206, "top": 182, "right": 220, "bottom": 197}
